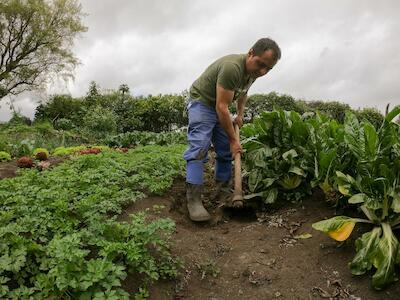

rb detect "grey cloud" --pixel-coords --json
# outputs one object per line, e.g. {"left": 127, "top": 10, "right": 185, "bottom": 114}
{"left": 1, "top": 0, "right": 400, "bottom": 121}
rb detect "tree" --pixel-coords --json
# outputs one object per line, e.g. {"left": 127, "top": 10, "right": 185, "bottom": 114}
{"left": 118, "top": 83, "right": 130, "bottom": 95}
{"left": 0, "top": 0, "right": 87, "bottom": 100}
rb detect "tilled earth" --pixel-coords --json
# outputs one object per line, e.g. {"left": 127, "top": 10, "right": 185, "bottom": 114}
{"left": 120, "top": 176, "right": 400, "bottom": 300}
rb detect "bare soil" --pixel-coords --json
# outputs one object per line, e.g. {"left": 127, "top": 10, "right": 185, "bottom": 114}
{"left": 0, "top": 156, "right": 68, "bottom": 179}
{"left": 120, "top": 176, "right": 400, "bottom": 300}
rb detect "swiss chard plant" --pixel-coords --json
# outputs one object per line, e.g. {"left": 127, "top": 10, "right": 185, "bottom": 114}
{"left": 241, "top": 110, "right": 311, "bottom": 204}
{"left": 313, "top": 107, "right": 400, "bottom": 289}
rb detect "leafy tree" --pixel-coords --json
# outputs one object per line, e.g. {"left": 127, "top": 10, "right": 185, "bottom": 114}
{"left": 245, "top": 92, "right": 305, "bottom": 122}
{"left": 118, "top": 83, "right": 130, "bottom": 95}
{"left": 305, "top": 100, "right": 351, "bottom": 123}
{"left": 84, "top": 80, "right": 100, "bottom": 106}
{"left": 7, "top": 110, "right": 31, "bottom": 125}
{"left": 34, "top": 94, "right": 85, "bottom": 125}
{"left": 83, "top": 105, "right": 117, "bottom": 138}
{"left": 0, "top": 0, "right": 87, "bottom": 100}
{"left": 355, "top": 107, "right": 384, "bottom": 129}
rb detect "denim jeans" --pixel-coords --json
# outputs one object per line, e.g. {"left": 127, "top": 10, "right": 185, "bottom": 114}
{"left": 183, "top": 100, "right": 232, "bottom": 185}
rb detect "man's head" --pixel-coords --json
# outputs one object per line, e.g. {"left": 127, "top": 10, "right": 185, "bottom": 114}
{"left": 246, "top": 37, "right": 281, "bottom": 78}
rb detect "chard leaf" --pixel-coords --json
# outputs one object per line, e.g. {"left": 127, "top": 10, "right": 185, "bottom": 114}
{"left": 278, "top": 175, "right": 302, "bottom": 190}
{"left": 248, "top": 170, "right": 262, "bottom": 192}
{"left": 312, "top": 216, "right": 362, "bottom": 241}
{"left": 282, "top": 149, "right": 298, "bottom": 161}
{"left": 348, "top": 193, "right": 366, "bottom": 204}
{"left": 391, "top": 192, "right": 400, "bottom": 213}
{"left": 288, "top": 166, "right": 305, "bottom": 177}
{"left": 384, "top": 106, "right": 400, "bottom": 123}
{"left": 262, "top": 178, "right": 276, "bottom": 188}
{"left": 335, "top": 171, "right": 356, "bottom": 196}
{"left": 364, "top": 123, "right": 378, "bottom": 159}
{"left": 371, "top": 223, "right": 398, "bottom": 290}
{"left": 364, "top": 196, "right": 383, "bottom": 210}
{"left": 349, "top": 227, "right": 381, "bottom": 275}
{"left": 250, "top": 147, "right": 273, "bottom": 168}
{"left": 263, "top": 188, "right": 278, "bottom": 204}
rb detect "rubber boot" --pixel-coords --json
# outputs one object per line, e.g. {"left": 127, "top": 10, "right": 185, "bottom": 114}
{"left": 186, "top": 183, "right": 211, "bottom": 222}
{"left": 215, "top": 180, "right": 233, "bottom": 203}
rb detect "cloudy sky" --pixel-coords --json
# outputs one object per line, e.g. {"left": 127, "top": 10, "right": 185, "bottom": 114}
{"left": 1, "top": 0, "right": 399, "bottom": 121}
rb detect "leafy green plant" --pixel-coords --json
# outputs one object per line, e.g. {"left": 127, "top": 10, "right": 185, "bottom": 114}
{"left": 104, "top": 131, "right": 186, "bottom": 148}
{"left": 0, "top": 145, "right": 186, "bottom": 298}
{"left": 242, "top": 110, "right": 311, "bottom": 204}
{"left": 33, "top": 148, "right": 49, "bottom": 160}
{"left": 312, "top": 107, "right": 400, "bottom": 290}
{"left": 0, "top": 151, "right": 11, "bottom": 161}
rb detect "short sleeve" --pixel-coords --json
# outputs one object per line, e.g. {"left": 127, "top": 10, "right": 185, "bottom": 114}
{"left": 217, "top": 62, "right": 241, "bottom": 91}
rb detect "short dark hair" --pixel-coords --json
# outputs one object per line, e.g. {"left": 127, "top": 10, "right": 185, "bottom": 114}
{"left": 251, "top": 38, "right": 281, "bottom": 60}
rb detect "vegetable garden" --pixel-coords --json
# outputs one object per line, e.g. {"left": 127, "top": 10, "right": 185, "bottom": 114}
{"left": 1, "top": 103, "right": 400, "bottom": 299}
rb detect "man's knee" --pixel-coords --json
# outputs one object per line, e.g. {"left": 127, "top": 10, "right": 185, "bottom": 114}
{"left": 184, "top": 147, "right": 209, "bottom": 162}
{"left": 195, "top": 148, "right": 208, "bottom": 160}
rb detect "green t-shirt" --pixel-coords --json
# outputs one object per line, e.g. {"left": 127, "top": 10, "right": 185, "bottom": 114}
{"left": 189, "top": 53, "right": 255, "bottom": 107}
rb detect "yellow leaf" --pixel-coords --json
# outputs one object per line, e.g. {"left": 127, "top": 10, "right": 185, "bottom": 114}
{"left": 328, "top": 222, "right": 355, "bottom": 241}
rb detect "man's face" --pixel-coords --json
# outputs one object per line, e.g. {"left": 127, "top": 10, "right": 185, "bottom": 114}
{"left": 246, "top": 49, "right": 278, "bottom": 78}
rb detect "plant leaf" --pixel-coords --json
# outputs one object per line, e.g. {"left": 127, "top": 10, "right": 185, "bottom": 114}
{"left": 312, "top": 216, "right": 360, "bottom": 241}
{"left": 349, "top": 227, "right": 381, "bottom": 275}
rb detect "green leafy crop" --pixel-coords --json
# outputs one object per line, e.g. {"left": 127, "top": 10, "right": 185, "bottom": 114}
{"left": 0, "top": 145, "right": 186, "bottom": 298}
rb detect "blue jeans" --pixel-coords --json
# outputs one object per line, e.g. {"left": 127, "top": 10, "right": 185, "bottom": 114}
{"left": 183, "top": 100, "right": 232, "bottom": 185}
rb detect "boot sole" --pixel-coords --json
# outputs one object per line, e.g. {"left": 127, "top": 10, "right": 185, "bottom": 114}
{"left": 190, "top": 215, "right": 211, "bottom": 222}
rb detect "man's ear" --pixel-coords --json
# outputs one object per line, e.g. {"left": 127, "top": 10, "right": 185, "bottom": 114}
{"left": 248, "top": 48, "right": 254, "bottom": 57}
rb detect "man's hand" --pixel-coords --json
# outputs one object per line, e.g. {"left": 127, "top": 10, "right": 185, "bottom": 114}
{"left": 233, "top": 114, "right": 244, "bottom": 128}
{"left": 230, "top": 138, "right": 243, "bottom": 158}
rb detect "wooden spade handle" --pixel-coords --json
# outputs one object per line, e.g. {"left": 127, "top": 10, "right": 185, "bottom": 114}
{"left": 233, "top": 123, "right": 243, "bottom": 201}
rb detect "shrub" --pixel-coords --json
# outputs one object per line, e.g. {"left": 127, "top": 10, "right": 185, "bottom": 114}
{"left": 33, "top": 148, "right": 49, "bottom": 161}
{"left": 83, "top": 106, "right": 118, "bottom": 137}
{"left": 0, "top": 151, "right": 11, "bottom": 161}
{"left": 34, "top": 121, "right": 54, "bottom": 136}
{"left": 8, "top": 112, "right": 32, "bottom": 126}
{"left": 356, "top": 107, "right": 384, "bottom": 129}
{"left": 54, "top": 118, "right": 75, "bottom": 130}
{"left": 305, "top": 100, "right": 352, "bottom": 123}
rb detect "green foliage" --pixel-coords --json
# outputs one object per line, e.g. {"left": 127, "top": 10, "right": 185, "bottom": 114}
{"left": 0, "top": 145, "right": 186, "bottom": 298}
{"left": 0, "top": 0, "right": 87, "bottom": 99}
{"left": 35, "top": 94, "right": 85, "bottom": 128}
{"left": 33, "top": 147, "right": 49, "bottom": 159}
{"left": 52, "top": 145, "right": 110, "bottom": 156}
{"left": 355, "top": 107, "right": 384, "bottom": 129}
{"left": 312, "top": 108, "right": 400, "bottom": 289}
{"left": 0, "top": 151, "right": 11, "bottom": 161}
{"left": 83, "top": 106, "right": 118, "bottom": 138}
{"left": 243, "top": 106, "right": 400, "bottom": 288}
{"left": 104, "top": 131, "right": 186, "bottom": 148}
{"left": 0, "top": 123, "right": 89, "bottom": 156}
{"left": 33, "top": 90, "right": 188, "bottom": 134}
{"left": 132, "top": 94, "right": 188, "bottom": 132}
{"left": 246, "top": 92, "right": 305, "bottom": 122}
{"left": 305, "top": 100, "right": 351, "bottom": 123}
{"left": 33, "top": 121, "right": 54, "bottom": 136}
{"left": 242, "top": 110, "right": 313, "bottom": 204}
{"left": 7, "top": 112, "right": 31, "bottom": 126}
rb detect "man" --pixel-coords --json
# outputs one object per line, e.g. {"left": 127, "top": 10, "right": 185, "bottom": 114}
{"left": 183, "top": 38, "right": 281, "bottom": 221}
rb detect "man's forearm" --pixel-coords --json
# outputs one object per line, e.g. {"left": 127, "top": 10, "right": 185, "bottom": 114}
{"left": 216, "top": 105, "right": 236, "bottom": 142}
{"left": 236, "top": 95, "right": 248, "bottom": 117}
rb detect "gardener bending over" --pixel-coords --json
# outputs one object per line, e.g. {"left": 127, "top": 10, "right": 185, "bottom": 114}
{"left": 183, "top": 37, "right": 281, "bottom": 221}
